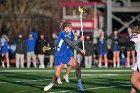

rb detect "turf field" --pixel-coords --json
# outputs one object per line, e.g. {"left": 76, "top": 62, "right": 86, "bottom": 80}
{"left": 0, "top": 67, "right": 139, "bottom": 93}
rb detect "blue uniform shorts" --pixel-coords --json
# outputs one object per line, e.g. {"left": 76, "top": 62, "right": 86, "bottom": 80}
{"left": 100, "top": 51, "right": 107, "bottom": 55}
{"left": 1, "top": 47, "right": 8, "bottom": 54}
{"left": 54, "top": 50, "right": 73, "bottom": 66}
{"left": 54, "top": 56, "right": 71, "bottom": 66}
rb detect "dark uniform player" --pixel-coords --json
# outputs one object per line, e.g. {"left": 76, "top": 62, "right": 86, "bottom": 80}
{"left": 125, "top": 27, "right": 136, "bottom": 67}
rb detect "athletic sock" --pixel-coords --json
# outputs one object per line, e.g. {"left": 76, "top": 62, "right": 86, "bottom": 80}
{"left": 78, "top": 79, "right": 82, "bottom": 84}
{"left": 77, "top": 79, "right": 84, "bottom": 91}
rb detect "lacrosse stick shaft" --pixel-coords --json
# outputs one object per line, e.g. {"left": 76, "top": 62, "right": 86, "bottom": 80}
{"left": 80, "top": 16, "right": 85, "bottom": 50}
{"left": 79, "top": 7, "right": 85, "bottom": 50}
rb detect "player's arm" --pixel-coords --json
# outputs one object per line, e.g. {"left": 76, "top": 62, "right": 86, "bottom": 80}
{"left": 30, "top": 31, "right": 38, "bottom": 39}
{"left": 72, "top": 39, "right": 81, "bottom": 45}
{"left": 64, "top": 38, "right": 82, "bottom": 52}
{"left": 3, "top": 35, "right": 9, "bottom": 42}
{"left": 72, "top": 36, "right": 84, "bottom": 45}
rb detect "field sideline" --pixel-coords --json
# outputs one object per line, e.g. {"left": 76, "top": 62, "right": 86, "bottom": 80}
{"left": 0, "top": 68, "right": 139, "bottom": 93}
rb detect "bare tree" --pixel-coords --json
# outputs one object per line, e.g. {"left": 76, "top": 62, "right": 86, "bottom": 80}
{"left": 0, "top": 0, "right": 61, "bottom": 42}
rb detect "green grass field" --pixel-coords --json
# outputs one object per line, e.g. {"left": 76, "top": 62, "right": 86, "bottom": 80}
{"left": 0, "top": 67, "right": 139, "bottom": 93}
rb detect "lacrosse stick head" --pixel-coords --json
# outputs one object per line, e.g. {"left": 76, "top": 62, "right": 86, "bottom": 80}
{"left": 79, "top": 7, "right": 85, "bottom": 14}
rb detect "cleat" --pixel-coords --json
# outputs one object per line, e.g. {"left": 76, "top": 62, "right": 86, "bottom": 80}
{"left": 2, "top": 63, "right": 5, "bottom": 68}
{"left": 77, "top": 83, "right": 84, "bottom": 91}
{"left": 98, "top": 63, "right": 102, "bottom": 68}
{"left": 63, "top": 75, "right": 69, "bottom": 83}
{"left": 105, "top": 63, "right": 108, "bottom": 68}
{"left": 44, "top": 83, "right": 53, "bottom": 91}
{"left": 57, "top": 77, "right": 62, "bottom": 84}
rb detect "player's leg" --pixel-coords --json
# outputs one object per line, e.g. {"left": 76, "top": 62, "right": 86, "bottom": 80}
{"left": 38, "top": 54, "right": 45, "bottom": 68}
{"left": 75, "top": 59, "right": 84, "bottom": 91}
{"left": 130, "top": 85, "right": 137, "bottom": 93}
{"left": 20, "top": 54, "right": 25, "bottom": 68}
{"left": 5, "top": 53, "right": 9, "bottom": 68}
{"left": 113, "top": 51, "right": 117, "bottom": 68}
{"left": 84, "top": 56, "right": 88, "bottom": 68}
{"left": 62, "top": 57, "right": 76, "bottom": 83}
{"left": 131, "top": 50, "right": 136, "bottom": 65}
{"left": 66, "top": 57, "right": 84, "bottom": 91}
{"left": 27, "top": 52, "right": 31, "bottom": 68}
{"left": 57, "top": 55, "right": 74, "bottom": 84}
{"left": 52, "top": 64, "right": 64, "bottom": 83}
{"left": 57, "top": 77, "right": 62, "bottom": 84}
{"left": 70, "top": 57, "right": 84, "bottom": 91}
{"left": 89, "top": 55, "right": 92, "bottom": 68}
{"left": 126, "top": 51, "right": 130, "bottom": 67}
{"left": 44, "top": 64, "right": 64, "bottom": 91}
{"left": 1, "top": 53, "right": 5, "bottom": 68}
{"left": 75, "top": 60, "right": 81, "bottom": 80}
{"left": 16, "top": 53, "right": 20, "bottom": 68}
{"left": 66, "top": 57, "right": 81, "bottom": 80}
{"left": 49, "top": 55, "right": 54, "bottom": 68}
{"left": 63, "top": 64, "right": 73, "bottom": 83}
{"left": 57, "top": 64, "right": 72, "bottom": 84}
{"left": 32, "top": 52, "right": 37, "bottom": 68}
{"left": 98, "top": 55, "right": 102, "bottom": 68}
{"left": 130, "top": 70, "right": 140, "bottom": 93}
{"left": 77, "top": 54, "right": 82, "bottom": 64}
{"left": 116, "top": 51, "right": 120, "bottom": 68}
{"left": 104, "top": 54, "right": 108, "bottom": 68}
{"left": 38, "top": 54, "right": 42, "bottom": 68}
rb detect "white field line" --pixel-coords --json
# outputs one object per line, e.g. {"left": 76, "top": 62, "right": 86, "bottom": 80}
{"left": 0, "top": 81, "right": 7, "bottom": 84}
{"left": 81, "top": 74, "right": 119, "bottom": 77}
{"left": 0, "top": 74, "right": 129, "bottom": 84}
{"left": 14, "top": 83, "right": 131, "bottom": 93}
{"left": 48, "top": 85, "right": 132, "bottom": 93}
{"left": 0, "top": 79, "right": 51, "bottom": 84}
{"left": 14, "top": 89, "right": 39, "bottom": 93}
{"left": 3, "top": 73, "right": 130, "bottom": 93}
{"left": 0, "top": 69, "right": 131, "bottom": 73}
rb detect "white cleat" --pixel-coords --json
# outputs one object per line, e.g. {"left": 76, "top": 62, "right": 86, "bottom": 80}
{"left": 98, "top": 63, "right": 102, "bottom": 68}
{"left": 39, "top": 65, "right": 45, "bottom": 68}
{"left": 63, "top": 75, "right": 69, "bottom": 83}
{"left": 117, "top": 64, "right": 120, "bottom": 68}
{"left": 44, "top": 83, "right": 53, "bottom": 91}
{"left": 2, "top": 63, "right": 5, "bottom": 68}
{"left": 57, "top": 77, "right": 62, "bottom": 84}
{"left": 105, "top": 63, "right": 108, "bottom": 68}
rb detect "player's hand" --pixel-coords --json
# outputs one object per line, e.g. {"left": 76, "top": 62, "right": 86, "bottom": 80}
{"left": 81, "top": 49, "right": 86, "bottom": 54}
{"left": 80, "top": 36, "right": 85, "bottom": 41}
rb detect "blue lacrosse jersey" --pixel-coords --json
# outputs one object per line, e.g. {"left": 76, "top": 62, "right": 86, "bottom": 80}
{"left": 0, "top": 38, "right": 9, "bottom": 53}
{"left": 54, "top": 31, "right": 74, "bottom": 66}
{"left": 55, "top": 31, "right": 74, "bottom": 57}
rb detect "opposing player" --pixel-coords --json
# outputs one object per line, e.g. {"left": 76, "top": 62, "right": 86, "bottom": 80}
{"left": 43, "top": 22, "right": 86, "bottom": 91}
{"left": 116, "top": 25, "right": 140, "bottom": 93}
